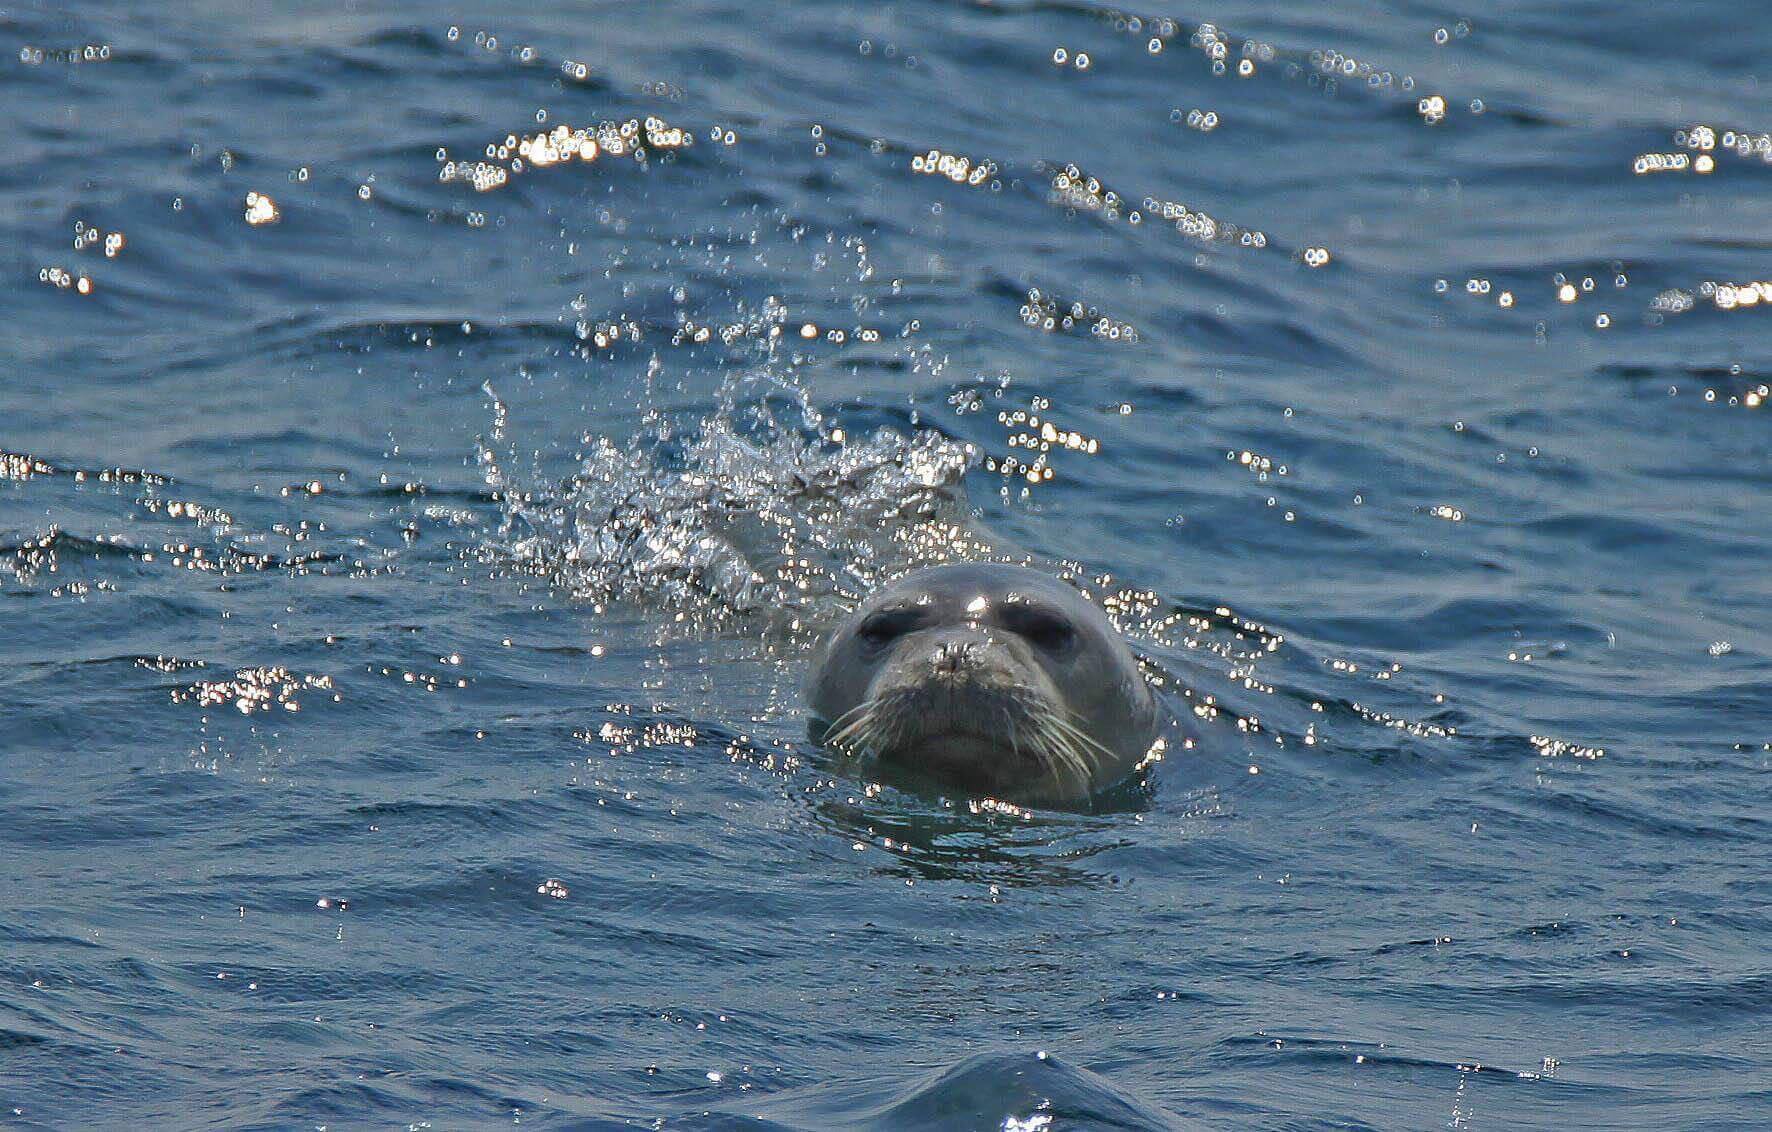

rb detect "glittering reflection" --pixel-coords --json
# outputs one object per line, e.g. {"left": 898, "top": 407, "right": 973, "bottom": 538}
{"left": 909, "top": 147, "right": 997, "bottom": 189}
{"left": 1627, "top": 122, "right": 1772, "bottom": 177}
{"left": 1040, "top": 159, "right": 1273, "bottom": 249}
{"left": 1432, "top": 265, "right": 1649, "bottom": 331}
{"left": 1673, "top": 123, "right": 1772, "bottom": 173}
{"left": 1229, "top": 449, "right": 1286, "bottom": 479}
{"left": 1700, "top": 280, "right": 1772, "bottom": 313}
{"left": 171, "top": 666, "right": 337, "bottom": 715}
{"left": 1147, "top": 191, "right": 1265, "bottom": 247}
{"left": 443, "top": 22, "right": 608, "bottom": 82}
{"left": 1650, "top": 288, "right": 1696, "bottom": 314}
{"left": 0, "top": 446, "right": 367, "bottom": 599}
{"left": 1429, "top": 259, "right": 1772, "bottom": 340}
{"left": 37, "top": 265, "right": 94, "bottom": 296}
{"left": 1047, "top": 161, "right": 1129, "bottom": 221}
{"left": 1, "top": 451, "right": 55, "bottom": 481}
{"left": 983, "top": 398, "right": 1101, "bottom": 497}
{"left": 1529, "top": 735, "right": 1605, "bottom": 761}
{"left": 243, "top": 191, "right": 280, "bottom": 226}
{"left": 16, "top": 43, "right": 112, "bottom": 66}
{"left": 1097, "top": 10, "right": 1446, "bottom": 112}
{"left": 72, "top": 220, "right": 126, "bottom": 258}
{"left": 1633, "top": 151, "right": 1692, "bottom": 175}
{"left": 1596, "top": 359, "right": 1769, "bottom": 412}
{"left": 1102, "top": 580, "right": 1477, "bottom": 763}
{"left": 1172, "top": 106, "right": 1220, "bottom": 133}
{"left": 439, "top": 116, "right": 699, "bottom": 195}
{"left": 1050, "top": 46, "right": 1093, "bottom": 72}
{"left": 0, "top": 525, "right": 341, "bottom": 588}
{"left": 1017, "top": 287, "right": 1138, "bottom": 341}
{"left": 136, "top": 498, "right": 235, "bottom": 526}
{"left": 1190, "top": 22, "right": 1255, "bottom": 76}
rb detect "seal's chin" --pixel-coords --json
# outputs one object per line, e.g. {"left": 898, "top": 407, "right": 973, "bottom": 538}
{"left": 877, "top": 728, "right": 1045, "bottom": 796}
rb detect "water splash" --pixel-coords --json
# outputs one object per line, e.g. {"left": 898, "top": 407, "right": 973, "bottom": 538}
{"left": 478, "top": 372, "right": 984, "bottom": 635}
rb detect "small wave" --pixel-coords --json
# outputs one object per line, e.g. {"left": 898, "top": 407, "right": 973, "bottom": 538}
{"left": 676, "top": 1050, "right": 1190, "bottom": 1131}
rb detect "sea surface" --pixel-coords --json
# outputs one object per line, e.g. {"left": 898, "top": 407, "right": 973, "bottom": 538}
{"left": 3, "top": 2, "right": 1769, "bottom": 1128}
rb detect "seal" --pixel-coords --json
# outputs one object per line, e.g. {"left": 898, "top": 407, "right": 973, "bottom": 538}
{"left": 805, "top": 563, "right": 1160, "bottom": 803}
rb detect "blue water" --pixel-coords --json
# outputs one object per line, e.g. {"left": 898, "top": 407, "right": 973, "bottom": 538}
{"left": 3, "top": 2, "right": 1769, "bottom": 1128}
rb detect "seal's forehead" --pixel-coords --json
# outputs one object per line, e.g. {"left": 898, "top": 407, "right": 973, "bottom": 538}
{"left": 877, "top": 563, "right": 1081, "bottom": 610}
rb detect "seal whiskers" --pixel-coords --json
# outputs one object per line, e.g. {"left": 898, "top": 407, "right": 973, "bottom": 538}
{"left": 821, "top": 699, "right": 883, "bottom": 761}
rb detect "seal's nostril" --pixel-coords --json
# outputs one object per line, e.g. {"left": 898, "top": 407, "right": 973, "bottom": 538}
{"left": 931, "top": 641, "right": 973, "bottom": 675}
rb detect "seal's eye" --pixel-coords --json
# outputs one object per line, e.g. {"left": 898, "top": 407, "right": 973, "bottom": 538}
{"left": 856, "top": 608, "right": 922, "bottom": 648}
{"left": 999, "top": 604, "right": 1077, "bottom": 653}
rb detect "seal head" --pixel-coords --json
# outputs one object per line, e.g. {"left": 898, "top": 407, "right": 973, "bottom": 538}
{"left": 806, "top": 564, "right": 1159, "bottom": 803}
